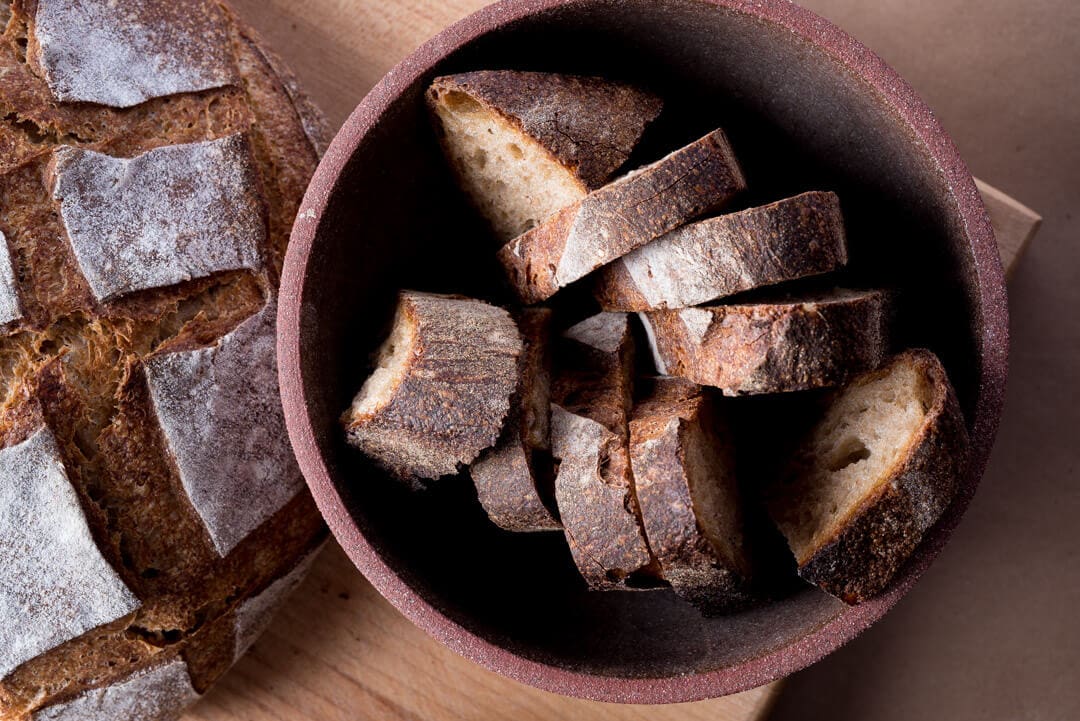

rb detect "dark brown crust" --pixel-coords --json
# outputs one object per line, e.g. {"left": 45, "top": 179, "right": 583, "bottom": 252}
{"left": 793, "top": 350, "right": 969, "bottom": 603}
{"left": 343, "top": 292, "right": 522, "bottom": 483}
{"left": 594, "top": 191, "right": 848, "bottom": 311}
{"left": 428, "top": 71, "right": 662, "bottom": 190}
{"left": 497, "top": 128, "right": 746, "bottom": 304}
{"left": 643, "top": 289, "right": 889, "bottom": 395}
{"left": 471, "top": 309, "right": 560, "bottom": 532}
{"left": 629, "top": 378, "right": 751, "bottom": 614}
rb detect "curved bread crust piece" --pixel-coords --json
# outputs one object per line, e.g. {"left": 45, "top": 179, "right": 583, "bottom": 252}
{"left": 471, "top": 309, "right": 559, "bottom": 532}
{"left": 768, "top": 350, "right": 969, "bottom": 603}
{"left": 48, "top": 134, "right": 266, "bottom": 303}
{"left": 0, "top": 428, "right": 140, "bottom": 679}
{"left": 28, "top": 0, "right": 238, "bottom": 108}
{"left": 32, "top": 656, "right": 198, "bottom": 721}
{"left": 596, "top": 191, "right": 848, "bottom": 311}
{"left": 143, "top": 300, "right": 304, "bottom": 556}
{"left": 498, "top": 128, "right": 746, "bottom": 304}
{"left": 430, "top": 71, "right": 662, "bottom": 191}
{"left": 343, "top": 292, "right": 523, "bottom": 483}
{"left": 234, "top": 545, "right": 323, "bottom": 658}
{"left": 630, "top": 379, "right": 752, "bottom": 614}
{"left": 0, "top": 231, "right": 23, "bottom": 326}
{"left": 641, "top": 289, "right": 888, "bottom": 395}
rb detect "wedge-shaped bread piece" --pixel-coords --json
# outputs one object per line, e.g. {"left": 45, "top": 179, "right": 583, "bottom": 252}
{"left": 641, "top": 288, "right": 888, "bottom": 395}
{"left": 498, "top": 129, "right": 746, "bottom": 304}
{"left": 595, "top": 191, "right": 847, "bottom": 311}
{"left": 428, "top": 71, "right": 663, "bottom": 241}
{"left": 343, "top": 291, "right": 522, "bottom": 484}
{"left": 550, "top": 313, "right": 655, "bottom": 589}
{"left": 767, "top": 350, "right": 968, "bottom": 603}
{"left": 471, "top": 309, "right": 560, "bottom": 532}
{"left": 630, "top": 378, "right": 752, "bottom": 613}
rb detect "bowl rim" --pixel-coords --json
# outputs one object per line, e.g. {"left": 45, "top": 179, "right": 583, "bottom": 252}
{"left": 278, "top": 0, "right": 1008, "bottom": 704}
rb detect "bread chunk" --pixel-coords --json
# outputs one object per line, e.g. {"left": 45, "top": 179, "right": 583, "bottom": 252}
{"left": 630, "top": 378, "right": 752, "bottom": 613}
{"left": 551, "top": 313, "right": 656, "bottom": 589}
{"left": 640, "top": 289, "right": 888, "bottom": 395}
{"left": 767, "top": 350, "right": 969, "bottom": 603}
{"left": 343, "top": 291, "right": 522, "bottom": 483}
{"left": 595, "top": 191, "right": 847, "bottom": 311}
{"left": 498, "top": 129, "right": 746, "bottom": 304}
{"left": 428, "top": 71, "right": 662, "bottom": 240}
{"left": 471, "top": 309, "right": 560, "bottom": 532}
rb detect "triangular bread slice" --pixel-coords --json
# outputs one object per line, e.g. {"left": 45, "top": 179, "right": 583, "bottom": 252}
{"left": 498, "top": 128, "right": 746, "bottom": 304}
{"left": 595, "top": 191, "right": 848, "bottom": 311}
{"left": 766, "top": 349, "right": 969, "bottom": 603}
{"left": 342, "top": 291, "right": 522, "bottom": 484}
{"left": 550, "top": 312, "right": 657, "bottom": 589}
{"left": 629, "top": 377, "right": 753, "bottom": 614}
{"left": 470, "top": 308, "right": 560, "bottom": 532}
{"left": 428, "top": 71, "right": 663, "bottom": 241}
{"left": 639, "top": 288, "right": 888, "bottom": 395}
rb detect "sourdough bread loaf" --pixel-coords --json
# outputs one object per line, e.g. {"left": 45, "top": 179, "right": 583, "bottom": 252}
{"left": 766, "top": 350, "right": 968, "bottom": 603}
{"left": 428, "top": 71, "right": 662, "bottom": 241}
{"left": 0, "top": 1, "right": 327, "bottom": 718}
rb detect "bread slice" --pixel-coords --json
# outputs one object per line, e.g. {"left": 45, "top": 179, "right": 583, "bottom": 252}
{"left": 630, "top": 378, "right": 753, "bottom": 613}
{"left": 342, "top": 291, "right": 522, "bottom": 483}
{"left": 428, "top": 71, "right": 663, "bottom": 241}
{"left": 766, "top": 349, "right": 969, "bottom": 603}
{"left": 595, "top": 191, "right": 848, "bottom": 311}
{"left": 498, "top": 129, "right": 746, "bottom": 304}
{"left": 471, "top": 309, "right": 560, "bottom": 532}
{"left": 550, "top": 313, "right": 656, "bottom": 589}
{"left": 640, "top": 288, "right": 888, "bottom": 395}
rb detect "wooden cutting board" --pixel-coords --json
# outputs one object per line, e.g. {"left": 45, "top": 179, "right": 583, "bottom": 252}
{"left": 184, "top": 2, "right": 1042, "bottom": 719}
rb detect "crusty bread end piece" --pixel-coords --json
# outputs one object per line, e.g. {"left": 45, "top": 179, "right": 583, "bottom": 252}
{"left": 630, "top": 378, "right": 753, "bottom": 613}
{"left": 640, "top": 288, "right": 888, "bottom": 395}
{"left": 342, "top": 291, "right": 522, "bottom": 483}
{"left": 767, "top": 349, "right": 969, "bottom": 603}
{"left": 595, "top": 191, "right": 848, "bottom": 311}
{"left": 428, "top": 71, "right": 662, "bottom": 241}
{"left": 471, "top": 308, "right": 560, "bottom": 532}
{"left": 498, "top": 128, "right": 746, "bottom": 304}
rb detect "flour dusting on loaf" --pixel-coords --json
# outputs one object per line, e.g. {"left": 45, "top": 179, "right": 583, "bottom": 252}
{"left": 0, "top": 428, "right": 140, "bottom": 679}
{"left": 233, "top": 546, "right": 323, "bottom": 658}
{"left": 0, "top": 231, "right": 22, "bottom": 326}
{"left": 143, "top": 300, "right": 304, "bottom": 556}
{"left": 49, "top": 134, "right": 265, "bottom": 302}
{"left": 29, "top": 0, "right": 239, "bottom": 108}
{"left": 32, "top": 657, "right": 198, "bottom": 721}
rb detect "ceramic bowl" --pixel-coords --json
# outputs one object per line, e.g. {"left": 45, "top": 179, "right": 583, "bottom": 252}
{"left": 279, "top": 0, "right": 1007, "bottom": 703}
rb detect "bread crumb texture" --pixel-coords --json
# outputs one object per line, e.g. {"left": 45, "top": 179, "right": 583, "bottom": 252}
{"left": 0, "top": 1, "right": 327, "bottom": 717}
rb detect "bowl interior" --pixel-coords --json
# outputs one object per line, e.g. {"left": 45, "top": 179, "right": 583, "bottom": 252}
{"left": 290, "top": 0, "right": 989, "bottom": 686}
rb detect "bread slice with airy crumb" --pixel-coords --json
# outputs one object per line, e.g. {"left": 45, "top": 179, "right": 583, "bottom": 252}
{"left": 428, "top": 71, "right": 662, "bottom": 241}
{"left": 550, "top": 312, "right": 657, "bottom": 589}
{"left": 470, "top": 308, "right": 560, "bottom": 532}
{"left": 595, "top": 191, "right": 848, "bottom": 311}
{"left": 640, "top": 288, "right": 888, "bottom": 395}
{"left": 630, "top": 377, "right": 753, "bottom": 613}
{"left": 342, "top": 291, "right": 522, "bottom": 484}
{"left": 498, "top": 128, "right": 746, "bottom": 304}
{"left": 766, "top": 349, "right": 969, "bottom": 603}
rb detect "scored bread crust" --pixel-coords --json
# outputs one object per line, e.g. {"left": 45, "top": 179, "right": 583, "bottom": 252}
{"left": 428, "top": 71, "right": 662, "bottom": 192}
{"left": 343, "top": 291, "right": 523, "bottom": 484}
{"left": 595, "top": 191, "right": 848, "bottom": 311}
{"left": 629, "top": 378, "right": 752, "bottom": 614}
{"left": 471, "top": 308, "right": 560, "bottom": 532}
{"left": 551, "top": 313, "right": 656, "bottom": 590}
{"left": 778, "top": 350, "right": 969, "bottom": 604}
{"left": 640, "top": 289, "right": 889, "bottom": 395}
{"left": 497, "top": 129, "right": 746, "bottom": 304}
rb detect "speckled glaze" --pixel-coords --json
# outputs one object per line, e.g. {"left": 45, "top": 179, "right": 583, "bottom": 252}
{"left": 278, "top": 0, "right": 1008, "bottom": 704}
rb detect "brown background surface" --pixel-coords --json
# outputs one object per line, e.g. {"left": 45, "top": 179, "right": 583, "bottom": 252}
{"left": 222, "top": 1, "right": 1079, "bottom": 719}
